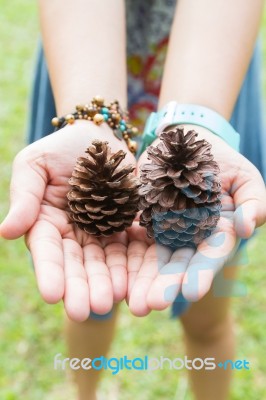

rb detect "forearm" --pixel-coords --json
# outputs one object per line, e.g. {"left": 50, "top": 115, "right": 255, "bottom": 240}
{"left": 39, "top": 0, "right": 127, "bottom": 115}
{"left": 159, "top": 0, "right": 264, "bottom": 119}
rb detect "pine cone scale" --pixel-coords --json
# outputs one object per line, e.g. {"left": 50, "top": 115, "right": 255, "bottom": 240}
{"left": 90, "top": 194, "right": 108, "bottom": 201}
{"left": 158, "top": 187, "right": 178, "bottom": 208}
{"left": 86, "top": 213, "right": 104, "bottom": 220}
{"left": 113, "top": 195, "right": 130, "bottom": 204}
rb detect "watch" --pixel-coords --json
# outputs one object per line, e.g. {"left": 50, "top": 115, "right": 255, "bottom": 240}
{"left": 137, "top": 102, "right": 240, "bottom": 157}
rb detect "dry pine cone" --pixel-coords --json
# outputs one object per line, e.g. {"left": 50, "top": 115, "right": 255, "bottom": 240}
{"left": 67, "top": 140, "right": 139, "bottom": 236}
{"left": 139, "top": 127, "right": 222, "bottom": 248}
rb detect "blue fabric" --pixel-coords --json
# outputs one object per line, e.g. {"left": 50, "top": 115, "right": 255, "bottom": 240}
{"left": 27, "top": 41, "right": 265, "bottom": 319}
{"left": 230, "top": 42, "right": 266, "bottom": 179}
{"left": 28, "top": 46, "right": 55, "bottom": 142}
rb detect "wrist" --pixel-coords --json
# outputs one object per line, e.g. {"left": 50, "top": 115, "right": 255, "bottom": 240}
{"left": 137, "top": 102, "right": 240, "bottom": 156}
{"left": 64, "top": 119, "right": 114, "bottom": 135}
{"left": 52, "top": 96, "right": 138, "bottom": 154}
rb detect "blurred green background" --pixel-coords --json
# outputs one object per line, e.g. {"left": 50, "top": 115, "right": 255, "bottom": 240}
{"left": 0, "top": 2, "right": 266, "bottom": 399}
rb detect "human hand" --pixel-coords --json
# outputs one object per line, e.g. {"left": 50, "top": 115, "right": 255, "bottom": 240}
{"left": 127, "top": 125, "right": 266, "bottom": 316}
{"left": 0, "top": 121, "right": 136, "bottom": 321}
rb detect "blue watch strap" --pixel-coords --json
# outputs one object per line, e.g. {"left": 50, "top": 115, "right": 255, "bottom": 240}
{"left": 156, "top": 103, "right": 240, "bottom": 150}
{"left": 137, "top": 103, "right": 240, "bottom": 157}
{"left": 137, "top": 112, "right": 158, "bottom": 157}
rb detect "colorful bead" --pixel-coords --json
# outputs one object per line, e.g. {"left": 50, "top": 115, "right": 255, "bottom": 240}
{"left": 101, "top": 107, "right": 109, "bottom": 114}
{"left": 93, "top": 113, "right": 104, "bottom": 124}
{"left": 128, "top": 139, "right": 138, "bottom": 153}
{"left": 65, "top": 114, "right": 75, "bottom": 124}
{"left": 51, "top": 117, "right": 60, "bottom": 127}
{"left": 112, "top": 113, "right": 121, "bottom": 122}
{"left": 94, "top": 95, "right": 104, "bottom": 106}
{"left": 88, "top": 106, "right": 96, "bottom": 116}
{"left": 131, "top": 127, "right": 139, "bottom": 136}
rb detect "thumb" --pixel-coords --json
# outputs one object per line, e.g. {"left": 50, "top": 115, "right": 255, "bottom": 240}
{"left": 234, "top": 199, "right": 266, "bottom": 239}
{"left": 0, "top": 150, "right": 46, "bottom": 239}
{"left": 233, "top": 169, "right": 266, "bottom": 239}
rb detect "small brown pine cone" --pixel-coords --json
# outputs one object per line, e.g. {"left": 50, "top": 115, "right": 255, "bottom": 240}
{"left": 67, "top": 140, "right": 139, "bottom": 236}
{"left": 139, "top": 127, "right": 222, "bottom": 248}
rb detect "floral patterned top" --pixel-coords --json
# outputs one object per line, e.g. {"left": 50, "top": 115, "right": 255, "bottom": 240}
{"left": 126, "top": 0, "right": 177, "bottom": 131}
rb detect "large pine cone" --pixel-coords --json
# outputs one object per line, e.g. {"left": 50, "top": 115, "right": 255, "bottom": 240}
{"left": 139, "top": 127, "right": 222, "bottom": 248}
{"left": 67, "top": 140, "right": 139, "bottom": 236}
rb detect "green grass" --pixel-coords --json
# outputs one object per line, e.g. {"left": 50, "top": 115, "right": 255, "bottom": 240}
{"left": 0, "top": 1, "right": 266, "bottom": 399}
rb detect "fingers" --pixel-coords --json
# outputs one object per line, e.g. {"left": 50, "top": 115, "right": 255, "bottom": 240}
{"left": 146, "top": 248, "right": 195, "bottom": 311}
{"left": 128, "top": 244, "right": 172, "bottom": 316}
{"left": 181, "top": 217, "right": 237, "bottom": 302}
{"left": 105, "top": 242, "right": 127, "bottom": 302}
{"left": 127, "top": 239, "right": 149, "bottom": 300}
{"left": 0, "top": 148, "right": 46, "bottom": 239}
{"left": 126, "top": 222, "right": 154, "bottom": 301}
{"left": 232, "top": 164, "right": 266, "bottom": 238}
{"left": 63, "top": 238, "right": 90, "bottom": 322}
{"left": 83, "top": 243, "right": 113, "bottom": 315}
{"left": 26, "top": 220, "right": 65, "bottom": 304}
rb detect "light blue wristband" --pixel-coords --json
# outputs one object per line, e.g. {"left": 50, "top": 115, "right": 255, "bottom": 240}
{"left": 137, "top": 102, "right": 240, "bottom": 157}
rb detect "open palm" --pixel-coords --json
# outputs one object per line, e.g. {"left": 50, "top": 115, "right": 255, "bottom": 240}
{"left": 0, "top": 122, "right": 136, "bottom": 321}
{"left": 126, "top": 125, "right": 266, "bottom": 316}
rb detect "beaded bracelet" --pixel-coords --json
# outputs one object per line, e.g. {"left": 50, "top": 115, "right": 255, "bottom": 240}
{"left": 51, "top": 95, "right": 138, "bottom": 154}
